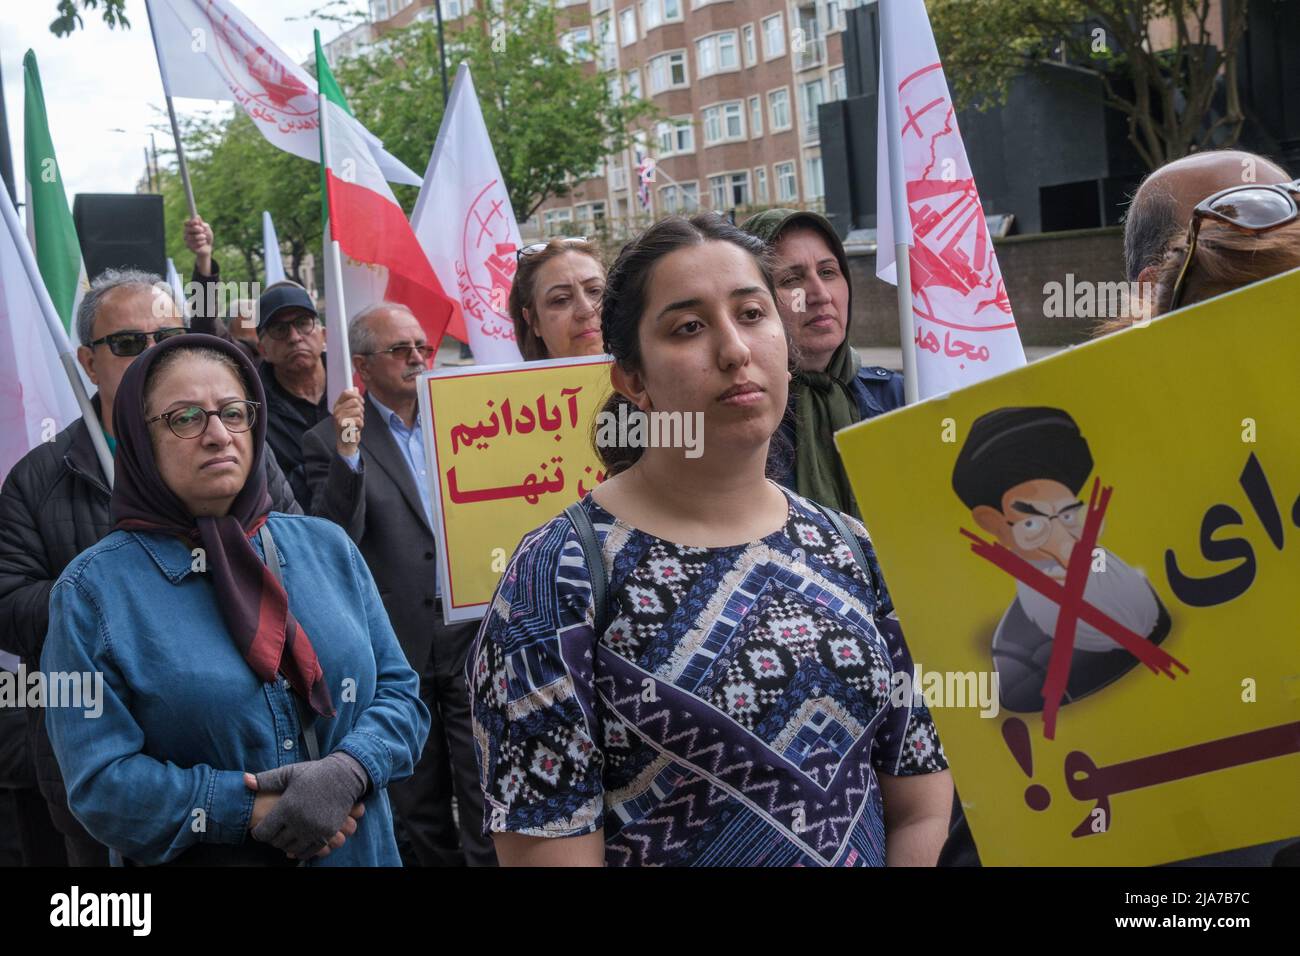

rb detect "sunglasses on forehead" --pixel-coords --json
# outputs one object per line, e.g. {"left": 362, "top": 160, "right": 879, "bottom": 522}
{"left": 89, "top": 327, "right": 188, "bottom": 357}
{"left": 517, "top": 236, "right": 590, "bottom": 262}
{"left": 1168, "top": 179, "right": 1300, "bottom": 311}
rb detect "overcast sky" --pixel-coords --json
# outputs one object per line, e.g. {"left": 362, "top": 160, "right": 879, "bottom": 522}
{"left": 1, "top": 0, "right": 365, "bottom": 211}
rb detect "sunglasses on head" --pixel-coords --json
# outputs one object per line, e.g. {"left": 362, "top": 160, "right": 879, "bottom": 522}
{"left": 89, "top": 327, "right": 188, "bottom": 357}
{"left": 517, "top": 236, "right": 590, "bottom": 263}
{"left": 1168, "top": 179, "right": 1300, "bottom": 311}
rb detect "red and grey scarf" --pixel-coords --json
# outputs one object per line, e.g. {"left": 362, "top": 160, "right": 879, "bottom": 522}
{"left": 110, "top": 333, "right": 334, "bottom": 718}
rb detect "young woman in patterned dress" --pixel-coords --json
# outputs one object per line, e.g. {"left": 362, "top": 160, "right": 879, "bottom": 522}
{"left": 468, "top": 214, "right": 952, "bottom": 866}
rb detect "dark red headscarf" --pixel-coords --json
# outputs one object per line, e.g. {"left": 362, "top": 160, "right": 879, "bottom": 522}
{"left": 110, "top": 333, "right": 334, "bottom": 717}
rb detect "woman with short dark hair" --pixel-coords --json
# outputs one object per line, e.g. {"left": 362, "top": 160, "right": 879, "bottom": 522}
{"left": 469, "top": 214, "right": 951, "bottom": 867}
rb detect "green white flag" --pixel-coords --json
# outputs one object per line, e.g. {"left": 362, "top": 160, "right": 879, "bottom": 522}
{"left": 23, "top": 50, "right": 86, "bottom": 336}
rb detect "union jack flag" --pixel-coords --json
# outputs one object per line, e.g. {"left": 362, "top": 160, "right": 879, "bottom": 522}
{"left": 634, "top": 151, "right": 655, "bottom": 210}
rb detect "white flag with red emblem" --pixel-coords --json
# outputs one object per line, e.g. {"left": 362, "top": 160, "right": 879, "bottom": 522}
{"left": 144, "top": 0, "right": 420, "bottom": 186}
{"left": 876, "top": 0, "right": 1025, "bottom": 398}
{"left": 411, "top": 64, "right": 523, "bottom": 365}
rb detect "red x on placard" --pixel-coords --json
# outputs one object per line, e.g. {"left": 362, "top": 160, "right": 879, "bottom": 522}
{"left": 960, "top": 478, "right": 1189, "bottom": 739}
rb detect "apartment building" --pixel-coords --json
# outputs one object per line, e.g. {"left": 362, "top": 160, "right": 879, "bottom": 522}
{"left": 338, "top": 0, "right": 861, "bottom": 237}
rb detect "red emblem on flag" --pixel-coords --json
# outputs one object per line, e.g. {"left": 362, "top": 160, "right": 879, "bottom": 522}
{"left": 204, "top": 0, "right": 313, "bottom": 119}
{"left": 899, "top": 63, "right": 1013, "bottom": 331}
{"left": 456, "top": 179, "right": 517, "bottom": 342}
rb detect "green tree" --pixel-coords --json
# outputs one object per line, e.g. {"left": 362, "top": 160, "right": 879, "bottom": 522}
{"left": 49, "top": 0, "right": 129, "bottom": 36}
{"left": 335, "top": 0, "right": 657, "bottom": 219}
{"left": 156, "top": 111, "right": 322, "bottom": 286}
{"left": 929, "top": 0, "right": 1250, "bottom": 170}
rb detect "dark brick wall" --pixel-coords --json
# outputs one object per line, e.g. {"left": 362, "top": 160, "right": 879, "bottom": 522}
{"left": 847, "top": 226, "right": 1127, "bottom": 348}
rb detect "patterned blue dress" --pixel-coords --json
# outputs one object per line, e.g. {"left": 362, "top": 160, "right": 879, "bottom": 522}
{"left": 467, "top": 483, "right": 947, "bottom": 866}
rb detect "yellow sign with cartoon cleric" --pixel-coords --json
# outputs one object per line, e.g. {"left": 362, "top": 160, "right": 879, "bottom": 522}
{"left": 836, "top": 268, "right": 1300, "bottom": 866}
{"left": 419, "top": 355, "right": 613, "bottom": 623}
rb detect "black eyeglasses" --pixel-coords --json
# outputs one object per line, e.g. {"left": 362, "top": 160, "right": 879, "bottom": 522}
{"left": 1168, "top": 179, "right": 1300, "bottom": 311}
{"left": 89, "top": 327, "right": 187, "bottom": 357}
{"left": 357, "top": 343, "right": 436, "bottom": 362}
{"left": 146, "top": 400, "right": 260, "bottom": 439}
{"left": 517, "top": 236, "right": 589, "bottom": 262}
{"left": 261, "top": 314, "right": 319, "bottom": 340}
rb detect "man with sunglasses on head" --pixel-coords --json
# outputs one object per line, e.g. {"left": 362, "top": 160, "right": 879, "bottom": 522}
{"left": 1115, "top": 149, "right": 1292, "bottom": 326}
{"left": 254, "top": 281, "right": 331, "bottom": 509}
{"left": 301, "top": 302, "right": 496, "bottom": 867}
{"left": 0, "top": 269, "right": 301, "bottom": 868}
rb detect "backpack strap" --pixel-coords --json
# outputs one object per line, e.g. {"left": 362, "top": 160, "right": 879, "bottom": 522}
{"left": 810, "top": 501, "right": 881, "bottom": 607}
{"left": 258, "top": 523, "right": 322, "bottom": 762}
{"left": 564, "top": 502, "right": 608, "bottom": 637}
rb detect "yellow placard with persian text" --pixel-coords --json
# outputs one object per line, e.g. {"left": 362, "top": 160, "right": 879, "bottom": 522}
{"left": 419, "top": 356, "right": 614, "bottom": 623}
{"left": 836, "top": 268, "right": 1300, "bottom": 866}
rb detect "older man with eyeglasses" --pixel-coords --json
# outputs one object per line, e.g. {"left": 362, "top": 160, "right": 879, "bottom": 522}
{"left": 301, "top": 302, "right": 496, "bottom": 868}
{"left": 254, "top": 281, "right": 333, "bottom": 508}
{"left": 0, "top": 269, "right": 300, "bottom": 868}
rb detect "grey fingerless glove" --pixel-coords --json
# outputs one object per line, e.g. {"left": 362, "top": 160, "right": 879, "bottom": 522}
{"left": 250, "top": 752, "right": 369, "bottom": 858}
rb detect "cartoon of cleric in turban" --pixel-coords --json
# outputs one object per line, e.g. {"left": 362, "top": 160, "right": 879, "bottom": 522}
{"left": 951, "top": 407, "right": 1171, "bottom": 713}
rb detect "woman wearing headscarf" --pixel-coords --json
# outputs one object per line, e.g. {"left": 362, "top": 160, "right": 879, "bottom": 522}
{"left": 41, "top": 334, "right": 428, "bottom": 866}
{"left": 741, "top": 209, "right": 904, "bottom": 518}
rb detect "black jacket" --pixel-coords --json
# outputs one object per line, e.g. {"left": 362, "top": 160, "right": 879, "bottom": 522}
{"left": 0, "top": 404, "right": 301, "bottom": 812}
{"left": 260, "top": 360, "right": 330, "bottom": 511}
{"left": 302, "top": 395, "right": 439, "bottom": 671}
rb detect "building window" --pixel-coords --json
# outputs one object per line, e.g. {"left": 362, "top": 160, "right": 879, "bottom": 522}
{"left": 695, "top": 31, "right": 739, "bottom": 78}
{"left": 793, "top": 4, "right": 825, "bottom": 71}
{"left": 370, "top": 0, "right": 389, "bottom": 19}
{"left": 592, "top": 0, "right": 611, "bottom": 11}
{"left": 748, "top": 95, "right": 762, "bottom": 137}
{"left": 660, "top": 182, "right": 699, "bottom": 214}
{"left": 576, "top": 201, "right": 607, "bottom": 225}
{"left": 563, "top": 27, "right": 594, "bottom": 62}
{"left": 761, "top": 13, "right": 785, "bottom": 59}
{"left": 656, "top": 117, "right": 695, "bottom": 155}
{"left": 438, "top": 0, "right": 472, "bottom": 18}
{"left": 640, "top": 0, "right": 661, "bottom": 30}
{"left": 619, "top": 6, "right": 636, "bottom": 45}
{"left": 708, "top": 171, "right": 751, "bottom": 209}
{"left": 625, "top": 67, "right": 642, "bottom": 98}
{"left": 542, "top": 208, "right": 575, "bottom": 235}
{"left": 596, "top": 15, "right": 617, "bottom": 70}
{"left": 800, "top": 77, "right": 827, "bottom": 139}
{"left": 702, "top": 101, "right": 744, "bottom": 145}
{"left": 776, "top": 161, "right": 798, "bottom": 201}
{"left": 754, "top": 166, "right": 769, "bottom": 203}
{"left": 662, "top": 0, "right": 681, "bottom": 19}
{"left": 831, "top": 66, "right": 846, "bottom": 101}
{"left": 607, "top": 74, "right": 622, "bottom": 102}
{"left": 804, "top": 156, "right": 824, "bottom": 200}
{"left": 742, "top": 24, "right": 756, "bottom": 67}
{"left": 647, "top": 50, "right": 688, "bottom": 92}
{"left": 826, "top": 0, "right": 845, "bottom": 33}
{"left": 611, "top": 162, "right": 628, "bottom": 191}
{"left": 768, "top": 87, "right": 792, "bottom": 131}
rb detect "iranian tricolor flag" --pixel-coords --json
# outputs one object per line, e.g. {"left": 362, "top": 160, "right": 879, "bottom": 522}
{"left": 315, "top": 32, "right": 463, "bottom": 404}
{"left": 22, "top": 51, "right": 86, "bottom": 342}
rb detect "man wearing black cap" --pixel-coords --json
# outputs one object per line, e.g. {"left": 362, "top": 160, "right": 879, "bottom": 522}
{"left": 951, "top": 406, "right": 1171, "bottom": 713}
{"left": 256, "top": 281, "right": 330, "bottom": 508}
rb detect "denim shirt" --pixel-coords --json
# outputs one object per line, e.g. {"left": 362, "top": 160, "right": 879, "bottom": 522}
{"left": 41, "top": 512, "right": 430, "bottom": 866}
